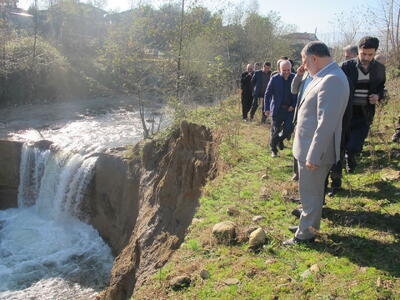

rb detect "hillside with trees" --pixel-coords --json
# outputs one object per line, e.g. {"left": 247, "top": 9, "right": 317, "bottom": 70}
{"left": 0, "top": 0, "right": 295, "bottom": 107}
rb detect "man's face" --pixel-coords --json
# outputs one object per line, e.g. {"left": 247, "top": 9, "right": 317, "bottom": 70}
{"left": 263, "top": 65, "right": 271, "bottom": 72}
{"left": 358, "top": 47, "right": 376, "bottom": 65}
{"left": 344, "top": 50, "right": 355, "bottom": 60}
{"left": 302, "top": 53, "right": 317, "bottom": 76}
{"left": 280, "top": 63, "right": 291, "bottom": 79}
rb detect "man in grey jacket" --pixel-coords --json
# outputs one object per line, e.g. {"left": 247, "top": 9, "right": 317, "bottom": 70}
{"left": 284, "top": 41, "right": 350, "bottom": 245}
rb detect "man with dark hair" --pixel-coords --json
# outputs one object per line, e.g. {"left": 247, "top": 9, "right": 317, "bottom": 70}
{"left": 264, "top": 60, "right": 297, "bottom": 157}
{"left": 341, "top": 36, "right": 386, "bottom": 173}
{"left": 343, "top": 45, "right": 358, "bottom": 60}
{"left": 284, "top": 41, "right": 349, "bottom": 245}
{"left": 250, "top": 62, "right": 272, "bottom": 122}
{"left": 240, "top": 64, "right": 254, "bottom": 121}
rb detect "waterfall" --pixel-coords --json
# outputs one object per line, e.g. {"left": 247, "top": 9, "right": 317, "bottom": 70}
{"left": 0, "top": 144, "right": 113, "bottom": 300}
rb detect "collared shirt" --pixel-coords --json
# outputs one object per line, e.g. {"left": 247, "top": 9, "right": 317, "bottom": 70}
{"left": 314, "top": 61, "right": 336, "bottom": 78}
{"left": 300, "top": 75, "right": 313, "bottom": 96}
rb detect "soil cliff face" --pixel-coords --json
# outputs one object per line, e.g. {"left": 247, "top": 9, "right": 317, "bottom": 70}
{"left": 0, "top": 141, "right": 22, "bottom": 209}
{"left": 89, "top": 121, "right": 216, "bottom": 300}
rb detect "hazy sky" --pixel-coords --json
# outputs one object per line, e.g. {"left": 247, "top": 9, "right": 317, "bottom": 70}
{"left": 18, "top": 0, "right": 380, "bottom": 34}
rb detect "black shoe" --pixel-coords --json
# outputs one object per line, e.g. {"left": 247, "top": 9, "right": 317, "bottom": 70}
{"left": 327, "top": 187, "right": 342, "bottom": 197}
{"left": 288, "top": 226, "right": 298, "bottom": 233}
{"left": 291, "top": 208, "right": 303, "bottom": 218}
{"left": 346, "top": 154, "right": 357, "bottom": 173}
{"left": 392, "top": 128, "right": 400, "bottom": 143}
{"left": 283, "top": 237, "right": 315, "bottom": 246}
{"left": 278, "top": 140, "right": 285, "bottom": 150}
{"left": 288, "top": 197, "right": 300, "bottom": 203}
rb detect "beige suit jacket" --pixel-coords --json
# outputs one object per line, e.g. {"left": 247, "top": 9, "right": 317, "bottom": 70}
{"left": 293, "top": 62, "right": 350, "bottom": 166}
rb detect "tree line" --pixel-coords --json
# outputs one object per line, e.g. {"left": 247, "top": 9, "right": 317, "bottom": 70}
{"left": 0, "top": 0, "right": 295, "bottom": 107}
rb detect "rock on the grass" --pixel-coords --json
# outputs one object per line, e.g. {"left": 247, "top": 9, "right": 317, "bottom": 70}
{"left": 310, "top": 264, "right": 320, "bottom": 273}
{"left": 169, "top": 275, "right": 191, "bottom": 291}
{"left": 227, "top": 207, "right": 240, "bottom": 216}
{"left": 224, "top": 278, "right": 240, "bottom": 286}
{"left": 248, "top": 227, "right": 267, "bottom": 249}
{"left": 301, "top": 269, "right": 312, "bottom": 279}
{"left": 252, "top": 215, "right": 265, "bottom": 222}
{"left": 212, "top": 221, "right": 237, "bottom": 245}
{"left": 200, "top": 269, "right": 210, "bottom": 279}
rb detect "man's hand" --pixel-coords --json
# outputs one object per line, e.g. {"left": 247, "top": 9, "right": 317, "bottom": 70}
{"left": 297, "top": 65, "right": 305, "bottom": 76}
{"left": 288, "top": 106, "right": 295, "bottom": 112}
{"left": 369, "top": 94, "right": 379, "bottom": 104}
{"left": 306, "top": 161, "right": 319, "bottom": 170}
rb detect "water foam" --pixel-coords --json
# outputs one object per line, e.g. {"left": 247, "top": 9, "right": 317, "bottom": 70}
{"left": 0, "top": 144, "right": 113, "bottom": 299}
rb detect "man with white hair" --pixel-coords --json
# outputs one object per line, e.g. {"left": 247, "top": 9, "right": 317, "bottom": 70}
{"left": 264, "top": 60, "right": 297, "bottom": 157}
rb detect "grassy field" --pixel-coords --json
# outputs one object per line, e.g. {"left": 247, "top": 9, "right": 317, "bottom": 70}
{"left": 134, "top": 79, "right": 400, "bottom": 300}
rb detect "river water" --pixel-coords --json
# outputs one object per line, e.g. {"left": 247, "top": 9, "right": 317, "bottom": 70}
{"left": 0, "top": 97, "right": 167, "bottom": 299}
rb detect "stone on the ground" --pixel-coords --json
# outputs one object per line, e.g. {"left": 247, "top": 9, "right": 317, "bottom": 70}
{"left": 252, "top": 215, "right": 265, "bottom": 222}
{"left": 169, "top": 275, "right": 191, "bottom": 291}
{"left": 265, "top": 259, "right": 277, "bottom": 265}
{"left": 224, "top": 278, "right": 240, "bottom": 286}
{"left": 310, "top": 264, "right": 320, "bottom": 273}
{"left": 212, "top": 221, "right": 237, "bottom": 245}
{"left": 200, "top": 269, "right": 210, "bottom": 280}
{"left": 246, "top": 226, "right": 259, "bottom": 236}
{"left": 227, "top": 207, "right": 240, "bottom": 216}
{"left": 259, "top": 186, "right": 269, "bottom": 200}
{"left": 301, "top": 269, "right": 312, "bottom": 279}
{"left": 248, "top": 227, "right": 267, "bottom": 249}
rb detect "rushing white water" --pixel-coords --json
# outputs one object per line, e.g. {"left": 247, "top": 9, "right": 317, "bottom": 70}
{"left": 0, "top": 144, "right": 114, "bottom": 300}
{"left": 8, "top": 107, "right": 167, "bottom": 154}
{"left": 0, "top": 99, "right": 169, "bottom": 299}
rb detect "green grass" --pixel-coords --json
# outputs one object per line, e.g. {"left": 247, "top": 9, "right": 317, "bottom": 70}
{"left": 134, "top": 81, "right": 400, "bottom": 299}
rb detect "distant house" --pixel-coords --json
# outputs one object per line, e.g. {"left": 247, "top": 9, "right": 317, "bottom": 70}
{"left": 284, "top": 32, "right": 318, "bottom": 46}
{"left": 0, "top": 0, "right": 18, "bottom": 10}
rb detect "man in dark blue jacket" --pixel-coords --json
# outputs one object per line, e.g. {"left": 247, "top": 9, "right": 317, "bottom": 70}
{"left": 264, "top": 60, "right": 297, "bottom": 157}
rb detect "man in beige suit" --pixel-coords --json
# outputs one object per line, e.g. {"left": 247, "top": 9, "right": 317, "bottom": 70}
{"left": 284, "top": 41, "right": 350, "bottom": 245}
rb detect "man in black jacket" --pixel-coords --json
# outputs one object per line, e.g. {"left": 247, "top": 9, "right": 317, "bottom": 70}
{"left": 240, "top": 64, "right": 254, "bottom": 121}
{"left": 250, "top": 62, "right": 272, "bottom": 122}
{"left": 341, "top": 36, "right": 386, "bottom": 173}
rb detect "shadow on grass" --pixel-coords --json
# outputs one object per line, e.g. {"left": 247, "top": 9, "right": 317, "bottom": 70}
{"left": 360, "top": 148, "right": 400, "bottom": 170}
{"left": 309, "top": 234, "right": 400, "bottom": 277}
{"left": 340, "top": 181, "right": 400, "bottom": 203}
{"left": 322, "top": 207, "right": 400, "bottom": 234}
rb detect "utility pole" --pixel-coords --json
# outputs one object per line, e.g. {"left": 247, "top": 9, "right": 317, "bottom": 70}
{"left": 32, "top": 0, "right": 38, "bottom": 66}
{"left": 176, "top": 0, "right": 184, "bottom": 100}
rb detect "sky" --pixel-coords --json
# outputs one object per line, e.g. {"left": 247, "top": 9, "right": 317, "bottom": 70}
{"left": 18, "top": 0, "right": 380, "bottom": 35}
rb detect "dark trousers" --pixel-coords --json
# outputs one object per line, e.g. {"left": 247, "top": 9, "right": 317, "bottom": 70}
{"left": 346, "top": 106, "right": 371, "bottom": 155}
{"left": 250, "top": 96, "right": 266, "bottom": 122}
{"left": 270, "top": 108, "right": 294, "bottom": 152}
{"left": 327, "top": 149, "right": 345, "bottom": 189}
{"left": 241, "top": 92, "right": 253, "bottom": 119}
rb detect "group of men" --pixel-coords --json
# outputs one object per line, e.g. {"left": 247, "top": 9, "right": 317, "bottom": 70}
{"left": 240, "top": 36, "right": 386, "bottom": 245}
